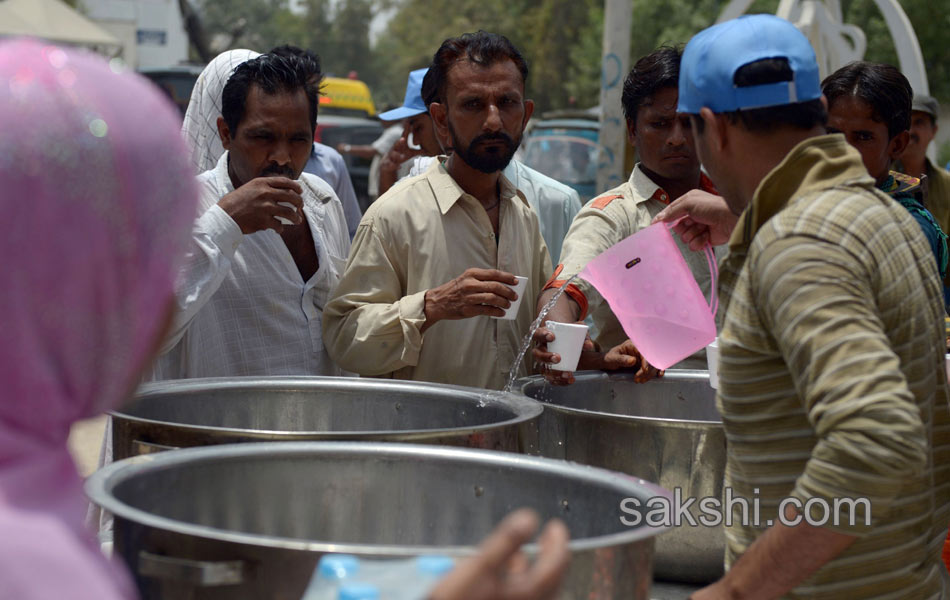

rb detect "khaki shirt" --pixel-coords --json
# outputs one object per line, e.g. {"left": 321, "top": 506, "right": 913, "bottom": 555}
{"left": 323, "top": 158, "right": 552, "bottom": 390}
{"left": 718, "top": 135, "right": 950, "bottom": 598}
{"left": 549, "top": 165, "right": 721, "bottom": 366}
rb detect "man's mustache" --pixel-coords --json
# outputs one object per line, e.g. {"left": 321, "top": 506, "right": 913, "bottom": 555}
{"left": 472, "top": 132, "right": 515, "bottom": 148}
{"left": 261, "top": 165, "right": 296, "bottom": 179}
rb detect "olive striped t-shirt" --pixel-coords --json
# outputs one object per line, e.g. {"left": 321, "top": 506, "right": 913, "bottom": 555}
{"left": 717, "top": 135, "right": 950, "bottom": 599}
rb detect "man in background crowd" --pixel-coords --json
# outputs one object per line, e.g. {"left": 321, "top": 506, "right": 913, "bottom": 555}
{"left": 901, "top": 94, "right": 950, "bottom": 237}
{"left": 823, "top": 61, "right": 948, "bottom": 281}
{"left": 533, "top": 46, "right": 722, "bottom": 383}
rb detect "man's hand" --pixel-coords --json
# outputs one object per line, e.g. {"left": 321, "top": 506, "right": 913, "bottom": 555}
{"left": 651, "top": 190, "right": 737, "bottom": 251}
{"left": 429, "top": 509, "right": 570, "bottom": 600}
{"left": 422, "top": 268, "right": 519, "bottom": 332}
{"left": 217, "top": 177, "right": 303, "bottom": 235}
{"left": 532, "top": 324, "right": 596, "bottom": 386}
{"left": 378, "top": 132, "right": 425, "bottom": 196}
{"left": 603, "top": 339, "right": 664, "bottom": 382}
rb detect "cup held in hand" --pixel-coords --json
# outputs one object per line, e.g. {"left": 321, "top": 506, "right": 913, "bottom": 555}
{"left": 493, "top": 276, "right": 528, "bottom": 320}
{"left": 275, "top": 201, "right": 298, "bottom": 226}
{"left": 545, "top": 320, "right": 589, "bottom": 372}
{"left": 707, "top": 338, "right": 720, "bottom": 389}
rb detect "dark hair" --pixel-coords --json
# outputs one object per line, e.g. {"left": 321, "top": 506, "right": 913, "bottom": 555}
{"left": 421, "top": 67, "right": 439, "bottom": 107}
{"left": 621, "top": 46, "right": 681, "bottom": 125}
{"left": 269, "top": 44, "right": 323, "bottom": 86}
{"left": 221, "top": 53, "right": 318, "bottom": 134}
{"left": 821, "top": 61, "right": 911, "bottom": 139}
{"left": 692, "top": 58, "right": 827, "bottom": 134}
{"left": 425, "top": 31, "right": 528, "bottom": 105}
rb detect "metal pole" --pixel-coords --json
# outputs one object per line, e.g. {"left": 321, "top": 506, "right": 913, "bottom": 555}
{"left": 596, "top": 0, "right": 633, "bottom": 193}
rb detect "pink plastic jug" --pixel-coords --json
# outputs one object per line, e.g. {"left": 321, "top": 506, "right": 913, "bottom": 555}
{"left": 579, "top": 222, "right": 718, "bottom": 370}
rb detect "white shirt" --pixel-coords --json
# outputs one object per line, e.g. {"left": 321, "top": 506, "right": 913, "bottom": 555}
{"left": 149, "top": 152, "right": 352, "bottom": 380}
{"left": 305, "top": 142, "right": 362, "bottom": 239}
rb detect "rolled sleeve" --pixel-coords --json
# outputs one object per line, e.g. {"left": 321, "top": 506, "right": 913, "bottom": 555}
{"left": 754, "top": 236, "right": 928, "bottom": 534}
{"left": 322, "top": 220, "right": 426, "bottom": 375}
{"left": 556, "top": 203, "right": 629, "bottom": 307}
{"left": 157, "top": 204, "right": 243, "bottom": 354}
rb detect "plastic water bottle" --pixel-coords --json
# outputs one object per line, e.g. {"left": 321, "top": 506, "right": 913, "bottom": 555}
{"left": 301, "top": 554, "right": 456, "bottom": 600}
{"left": 404, "top": 556, "right": 455, "bottom": 600}
{"left": 339, "top": 582, "right": 380, "bottom": 600}
{"left": 301, "top": 554, "right": 361, "bottom": 600}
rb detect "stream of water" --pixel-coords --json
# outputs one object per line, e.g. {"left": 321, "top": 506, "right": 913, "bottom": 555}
{"left": 503, "top": 274, "right": 581, "bottom": 392}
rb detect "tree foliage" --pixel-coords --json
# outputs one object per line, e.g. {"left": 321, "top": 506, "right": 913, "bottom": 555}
{"left": 194, "top": 0, "right": 380, "bottom": 84}
{"left": 188, "top": 0, "right": 949, "bottom": 115}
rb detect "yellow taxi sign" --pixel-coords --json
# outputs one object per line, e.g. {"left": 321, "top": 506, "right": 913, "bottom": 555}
{"left": 320, "top": 77, "right": 376, "bottom": 116}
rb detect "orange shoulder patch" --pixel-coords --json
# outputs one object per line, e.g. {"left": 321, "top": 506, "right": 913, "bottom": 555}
{"left": 591, "top": 194, "right": 623, "bottom": 210}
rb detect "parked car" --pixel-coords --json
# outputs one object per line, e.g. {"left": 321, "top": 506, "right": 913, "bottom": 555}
{"left": 139, "top": 65, "right": 205, "bottom": 116}
{"left": 315, "top": 114, "right": 382, "bottom": 210}
{"left": 521, "top": 117, "right": 600, "bottom": 201}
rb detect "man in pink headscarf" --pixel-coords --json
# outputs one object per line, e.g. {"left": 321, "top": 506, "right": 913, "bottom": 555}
{"left": 0, "top": 40, "right": 198, "bottom": 598}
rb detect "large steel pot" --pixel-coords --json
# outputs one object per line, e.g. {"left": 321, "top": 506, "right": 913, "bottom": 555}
{"left": 111, "top": 377, "right": 541, "bottom": 459}
{"left": 518, "top": 370, "right": 725, "bottom": 583}
{"left": 86, "top": 442, "right": 672, "bottom": 599}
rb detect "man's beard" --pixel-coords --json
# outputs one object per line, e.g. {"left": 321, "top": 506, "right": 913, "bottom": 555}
{"left": 448, "top": 120, "right": 520, "bottom": 174}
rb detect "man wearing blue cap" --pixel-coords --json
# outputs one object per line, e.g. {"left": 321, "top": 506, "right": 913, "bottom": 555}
{"left": 376, "top": 68, "right": 445, "bottom": 194}
{"left": 655, "top": 14, "right": 950, "bottom": 599}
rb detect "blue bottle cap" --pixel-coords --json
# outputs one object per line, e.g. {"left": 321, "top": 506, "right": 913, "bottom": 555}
{"left": 318, "top": 554, "right": 360, "bottom": 580}
{"left": 416, "top": 555, "right": 455, "bottom": 577}
{"left": 338, "top": 582, "right": 380, "bottom": 600}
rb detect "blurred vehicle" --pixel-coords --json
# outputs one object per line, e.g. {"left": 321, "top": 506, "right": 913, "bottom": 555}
{"left": 522, "top": 116, "right": 600, "bottom": 201}
{"left": 522, "top": 109, "right": 639, "bottom": 202}
{"left": 141, "top": 67, "right": 382, "bottom": 204}
{"left": 315, "top": 114, "right": 382, "bottom": 209}
{"left": 319, "top": 77, "right": 377, "bottom": 117}
{"left": 317, "top": 77, "right": 381, "bottom": 208}
{"left": 139, "top": 65, "right": 204, "bottom": 116}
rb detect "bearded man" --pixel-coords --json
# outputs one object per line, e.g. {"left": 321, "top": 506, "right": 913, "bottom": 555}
{"left": 323, "top": 31, "right": 552, "bottom": 389}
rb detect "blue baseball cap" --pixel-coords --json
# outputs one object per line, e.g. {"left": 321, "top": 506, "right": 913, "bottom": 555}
{"left": 678, "top": 14, "right": 821, "bottom": 114}
{"left": 378, "top": 68, "right": 428, "bottom": 121}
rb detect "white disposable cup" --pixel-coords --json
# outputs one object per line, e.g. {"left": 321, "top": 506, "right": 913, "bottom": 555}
{"left": 944, "top": 354, "right": 950, "bottom": 382}
{"left": 545, "top": 320, "right": 589, "bottom": 372}
{"left": 707, "top": 338, "right": 720, "bottom": 389}
{"left": 493, "top": 276, "right": 528, "bottom": 320}
{"left": 275, "top": 201, "right": 299, "bottom": 226}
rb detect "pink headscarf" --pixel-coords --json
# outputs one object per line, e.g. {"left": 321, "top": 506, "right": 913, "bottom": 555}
{"left": 0, "top": 40, "right": 197, "bottom": 598}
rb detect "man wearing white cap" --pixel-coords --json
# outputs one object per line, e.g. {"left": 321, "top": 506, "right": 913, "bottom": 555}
{"left": 655, "top": 14, "right": 950, "bottom": 599}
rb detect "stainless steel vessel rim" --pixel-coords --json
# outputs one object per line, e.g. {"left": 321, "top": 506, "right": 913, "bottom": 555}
{"left": 85, "top": 441, "right": 673, "bottom": 553}
{"left": 517, "top": 370, "right": 721, "bottom": 425}
{"left": 111, "top": 376, "right": 543, "bottom": 435}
